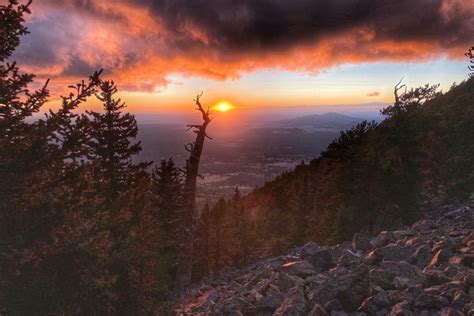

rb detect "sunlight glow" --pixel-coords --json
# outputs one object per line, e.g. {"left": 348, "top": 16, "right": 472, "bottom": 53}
{"left": 212, "top": 101, "right": 235, "bottom": 112}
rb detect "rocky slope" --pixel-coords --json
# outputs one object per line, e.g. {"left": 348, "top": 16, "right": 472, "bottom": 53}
{"left": 178, "top": 203, "right": 474, "bottom": 315}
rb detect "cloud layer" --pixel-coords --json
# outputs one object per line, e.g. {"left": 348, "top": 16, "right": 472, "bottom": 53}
{"left": 13, "top": 0, "right": 474, "bottom": 92}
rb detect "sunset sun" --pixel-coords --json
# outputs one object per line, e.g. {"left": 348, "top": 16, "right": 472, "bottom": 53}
{"left": 212, "top": 101, "right": 235, "bottom": 112}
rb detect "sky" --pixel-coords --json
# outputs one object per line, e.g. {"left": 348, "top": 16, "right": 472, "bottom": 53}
{"left": 9, "top": 0, "right": 474, "bottom": 112}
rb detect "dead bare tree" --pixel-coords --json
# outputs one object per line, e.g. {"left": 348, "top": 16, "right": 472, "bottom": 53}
{"left": 394, "top": 77, "right": 406, "bottom": 108}
{"left": 175, "top": 92, "right": 212, "bottom": 297}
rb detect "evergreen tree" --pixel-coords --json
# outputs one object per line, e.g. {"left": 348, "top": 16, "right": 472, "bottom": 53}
{"left": 87, "top": 80, "right": 146, "bottom": 205}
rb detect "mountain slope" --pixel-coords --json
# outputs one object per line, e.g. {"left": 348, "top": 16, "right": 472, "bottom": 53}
{"left": 190, "top": 79, "right": 473, "bottom": 294}
{"left": 183, "top": 204, "right": 473, "bottom": 314}
{"left": 238, "top": 78, "right": 474, "bottom": 257}
{"left": 276, "top": 112, "right": 363, "bottom": 130}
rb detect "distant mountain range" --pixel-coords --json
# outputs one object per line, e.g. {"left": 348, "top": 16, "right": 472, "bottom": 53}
{"left": 274, "top": 112, "right": 363, "bottom": 131}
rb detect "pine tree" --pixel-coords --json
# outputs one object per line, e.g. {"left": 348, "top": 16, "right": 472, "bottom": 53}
{"left": 465, "top": 46, "right": 474, "bottom": 77}
{"left": 151, "top": 158, "right": 184, "bottom": 293}
{"left": 87, "top": 80, "right": 147, "bottom": 206}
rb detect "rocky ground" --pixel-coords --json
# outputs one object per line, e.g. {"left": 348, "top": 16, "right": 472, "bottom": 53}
{"left": 177, "top": 203, "right": 474, "bottom": 315}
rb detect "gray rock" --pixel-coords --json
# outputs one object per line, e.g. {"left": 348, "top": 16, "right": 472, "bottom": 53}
{"left": 273, "top": 286, "right": 308, "bottom": 316}
{"left": 409, "top": 244, "right": 433, "bottom": 268}
{"left": 337, "top": 251, "right": 361, "bottom": 268}
{"left": 429, "top": 249, "right": 450, "bottom": 267}
{"left": 413, "top": 292, "right": 449, "bottom": 309}
{"left": 311, "top": 266, "right": 369, "bottom": 311}
{"left": 281, "top": 260, "right": 316, "bottom": 278}
{"left": 352, "top": 232, "right": 373, "bottom": 252}
{"left": 449, "top": 254, "right": 474, "bottom": 268}
{"left": 254, "top": 285, "right": 283, "bottom": 311}
{"left": 393, "top": 277, "right": 413, "bottom": 290}
{"left": 309, "top": 249, "right": 335, "bottom": 272}
{"left": 307, "top": 304, "right": 329, "bottom": 316}
{"left": 369, "top": 261, "right": 425, "bottom": 290}
{"left": 371, "top": 231, "right": 395, "bottom": 248}
{"left": 450, "top": 290, "right": 467, "bottom": 309}
{"left": 442, "top": 264, "right": 459, "bottom": 278}
{"left": 369, "top": 268, "right": 398, "bottom": 290}
{"left": 393, "top": 229, "right": 414, "bottom": 239}
{"left": 444, "top": 206, "right": 470, "bottom": 219}
{"left": 439, "top": 307, "right": 464, "bottom": 316}
{"left": 422, "top": 269, "right": 451, "bottom": 287}
{"left": 357, "top": 290, "right": 390, "bottom": 314}
{"left": 301, "top": 241, "right": 321, "bottom": 257}
{"left": 389, "top": 301, "right": 413, "bottom": 316}
{"left": 379, "top": 244, "right": 413, "bottom": 261}
{"left": 412, "top": 219, "right": 439, "bottom": 231}
{"left": 433, "top": 237, "right": 458, "bottom": 254}
{"left": 267, "top": 256, "right": 287, "bottom": 269}
{"left": 324, "top": 299, "right": 343, "bottom": 312}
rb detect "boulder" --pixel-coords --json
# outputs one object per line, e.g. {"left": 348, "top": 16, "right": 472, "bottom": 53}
{"left": 281, "top": 260, "right": 316, "bottom": 278}
{"left": 324, "top": 299, "right": 343, "bottom": 312}
{"left": 337, "top": 251, "right": 361, "bottom": 268}
{"left": 412, "top": 219, "right": 439, "bottom": 231}
{"left": 357, "top": 290, "right": 390, "bottom": 314}
{"left": 329, "top": 311, "right": 349, "bottom": 316}
{"left": 352, "top": 232, "right": 373, "bottom": 252}
{"left": 409, "top": 244, "right": 433, "bottom": 268}
{"left": 413, "top": 292, "right": 449, "bottom": 309}
{"left": 449, "top": 254, "right": 474, "bottom": 268}
{"left": 310, "top": 266, "right": 369, "bottom": 311}
{"left": 379, "top": 244, "right": 413, "bottom": 261}
{"left": 369, "top": 268, "right": 398, "bottom": 290}
{"left": 444, "top": 206, "right": 470, "bottom": 219}
{"left": 432, "top": 237, "right": 458, "bottom": 254}
{"left": 442, "top": 264, "right": 459, "bottom": 278}
{"left": 369, "top": 261, "right": 425, "bottom": 290}
{"left": 267, "top": 256, "right": 287, "bottom": 269}
{"left": 389, "top": 301, "right": 413, "bottom": 316}
{"left": 393, "top": 277, "right": 413, "bottom": 290}
{"left": 439, "top": 308, "right": 464, "bottom": 316}
{"left": 429, "top": 249, "right": 449, "bottom": 267}
{"left": 309, "top": 249, "right": 335, "bottom": 272}
{"left": 422, "top": 269, "right": 451, "bottom": 287}
{"left": 254, "top": 285, "right": 284, "bottom": 311}
{"left": 273, "top": 286, "right": 308, "bottom": 316}
{"left": 371, "top": 231, "right": 395, "bottom": 248}
{"left": 450, "top": 290, "right": 467, "bottom": 309}
{"left": 301, "top": 241, "right": 321, "bottom": 257}
{"left": 307, "top": 304, "right": 329, "bottom": 316}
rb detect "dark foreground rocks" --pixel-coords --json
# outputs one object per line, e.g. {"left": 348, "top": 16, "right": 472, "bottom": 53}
{"left": 177, "top": 204, "right": 474, "bottom": 315}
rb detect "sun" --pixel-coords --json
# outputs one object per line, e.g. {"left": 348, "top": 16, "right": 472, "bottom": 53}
{"left": 212, "top": 100, "right": 235, "bottom": 112}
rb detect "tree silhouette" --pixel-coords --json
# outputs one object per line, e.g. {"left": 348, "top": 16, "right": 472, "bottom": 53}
{"left": 175, "top": 92, "right": 212, "bottom": 296}
{"left": 466, "top": 46, "right": 474, "bottom": 77}
{"left": 87, "top": 80, "right": 147, "bottom": 206}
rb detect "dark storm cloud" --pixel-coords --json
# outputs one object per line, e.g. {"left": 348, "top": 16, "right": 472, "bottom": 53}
{"left": 13, "top": 0, "right": 474, "bottom": 91}
{"left": 128, "top": 0, "right": 472, "bottom": 51}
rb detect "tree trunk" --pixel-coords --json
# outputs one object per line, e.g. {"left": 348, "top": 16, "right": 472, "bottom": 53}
{"left": 175, "top": 92, "right": 211, "bottom": 297}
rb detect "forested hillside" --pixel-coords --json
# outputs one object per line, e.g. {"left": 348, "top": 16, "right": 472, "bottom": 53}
{"left": 195, "top": 77, "right": 474, "bottom": 273}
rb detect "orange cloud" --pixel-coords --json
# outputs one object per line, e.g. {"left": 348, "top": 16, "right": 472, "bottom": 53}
{"left": 12, "top": 0, "right": 474, "bottom": 95}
